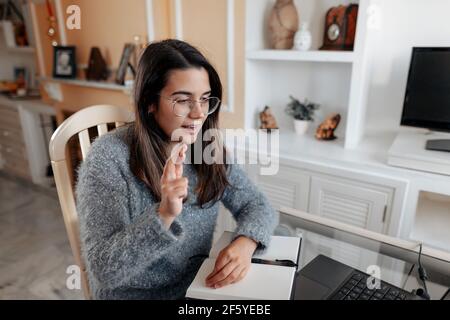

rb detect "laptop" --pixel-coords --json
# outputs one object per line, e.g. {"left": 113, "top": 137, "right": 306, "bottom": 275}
{"left": 292, "top": 254, "right": 421, "bottom": 300}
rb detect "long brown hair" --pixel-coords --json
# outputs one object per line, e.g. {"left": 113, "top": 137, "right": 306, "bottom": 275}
{"left": 128, "top": 39, "right": 229, "bottom": 208}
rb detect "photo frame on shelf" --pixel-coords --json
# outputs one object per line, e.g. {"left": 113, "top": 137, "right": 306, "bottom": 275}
{"left": 53, "top": 46, "right": 77, "bottom": 79}
{"left": 14, "top": 66, "right": 28, "bottom": 88}
{"left": 115, "top": 43, "right": 135, "bottom": 85}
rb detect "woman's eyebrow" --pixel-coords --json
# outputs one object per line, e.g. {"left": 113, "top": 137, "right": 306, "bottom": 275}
{"left": 171, "top": 91, "right": 192, "bottom": 96}
{"left": 171, "top": 90, "right": 212, "bottom": 96}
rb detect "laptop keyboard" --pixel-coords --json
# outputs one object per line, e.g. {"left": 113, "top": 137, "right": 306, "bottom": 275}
{"left": 330, "top": 270, "right": 413, "bottom": 300}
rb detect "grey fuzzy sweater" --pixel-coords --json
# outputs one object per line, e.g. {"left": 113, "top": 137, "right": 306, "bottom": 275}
{"left": 75, "top": 126, "right": 277, "bottom": 300}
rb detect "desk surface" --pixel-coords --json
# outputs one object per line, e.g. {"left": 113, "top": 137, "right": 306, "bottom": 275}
{"left": 278, "top": 210, "right": 450, "bottom": 300}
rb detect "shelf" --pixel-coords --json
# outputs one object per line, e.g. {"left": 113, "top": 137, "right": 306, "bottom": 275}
{"left": 244, "top": 131, "right": 388, "bottom": 168}
{"left": 246, "top": 50, "right": 355, "bottom": 63}
{"left": 40, "top": 77, "right": 131, "bottom": 92}
{"left": 6, "top": 46, "right": 35, "bottom": 53}
{"left": 410, "top": 192, "right": 450, "bottom": 252}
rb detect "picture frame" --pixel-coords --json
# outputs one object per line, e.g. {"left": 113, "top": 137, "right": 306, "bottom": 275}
{"left": 14, "top": 66, "right": 28, "bottom": 88}
{"left": 53, "top": 46, "right": 77, "bottom": 79}
{"left": 115, "top": 43, "right": 135, "bottom": 85}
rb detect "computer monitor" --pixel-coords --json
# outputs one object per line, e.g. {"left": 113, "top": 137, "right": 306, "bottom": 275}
{"left": 401, "top": 47, "right": 450, "bottom": 152}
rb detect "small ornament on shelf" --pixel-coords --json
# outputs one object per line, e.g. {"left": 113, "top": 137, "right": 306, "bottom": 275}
{"left": 320, "top": 4, "right": 358, "bottom": 51}
{"left": 46, "top": 0, "right": 58, "bottom": 46}
{"left": 285, "top": 96, "right": 320, "bottom": 135}
{"left": 115, "top": 43, "right": 136, "bottom": 85}
{"left": 293, "top": 22, "right": 312, "bottom": 51}
{"left": 315, "top": 113, "right": 341, "bottom": 140}
{"left": 259, "top": 106, "right": 279, "bottom": 132}
{"left": 268, "top": 0, "right": 299, "bottom": 49}
{"left": 2, "top": 1, "right": 29, "bottom": 47}
{"left": 86, "top": 47, "right": 108, "bottom": 81}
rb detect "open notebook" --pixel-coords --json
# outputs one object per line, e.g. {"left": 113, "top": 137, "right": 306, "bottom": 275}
{"left": 186, "top": 231, "right": 302, "bottom": 300}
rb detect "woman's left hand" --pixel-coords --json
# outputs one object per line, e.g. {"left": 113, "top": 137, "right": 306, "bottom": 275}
{"left": 205, "top": 236, "right": 258, "bottom": 289}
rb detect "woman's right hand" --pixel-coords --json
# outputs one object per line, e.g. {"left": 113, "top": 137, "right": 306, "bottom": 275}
{"left": 158, "top": 143, "right": 188, "bottom": 229}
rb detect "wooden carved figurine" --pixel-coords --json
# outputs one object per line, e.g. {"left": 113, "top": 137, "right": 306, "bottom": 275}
{"left": 268, "top": 0, "right": 299, "bottom": 49}
{"left": 315, "top": 113, "right": 341, "bottom": 140}
{"left": 260, "top": 106, "right": 279, "bottom": 132}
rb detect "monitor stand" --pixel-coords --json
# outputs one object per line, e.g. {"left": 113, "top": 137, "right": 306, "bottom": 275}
{"left": 426, "top": 139, "right": 450, "bottom": 152}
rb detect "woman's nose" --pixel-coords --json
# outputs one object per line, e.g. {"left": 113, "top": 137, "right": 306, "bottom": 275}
{"left": 189, "top": 101, "right": 205, "bottom": 118}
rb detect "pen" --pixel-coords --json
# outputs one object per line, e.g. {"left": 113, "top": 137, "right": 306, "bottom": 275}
{"left": 251, "top": 258, "right": 297, "bottom": 267}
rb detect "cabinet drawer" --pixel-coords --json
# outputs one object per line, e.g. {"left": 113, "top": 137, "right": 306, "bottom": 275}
{"left": 0, "top": 119, "right": 22, "bottom": 134}
{"left": 0, "top": 105, "right": 23, "bottom": 141}
{"left": 0, "top": 116, "right": 22, "bottom": 133}
{"left": 0, "top": 105, "right": 21, "bottom": 124}
{"left": 0, "top": 142, "right": 27, "bottom": 158}
{"left": 1, "top": 147, "right": 30, "bottom": 179}
{"left": 0, "top": 131, "right": 26, "bottom": 149}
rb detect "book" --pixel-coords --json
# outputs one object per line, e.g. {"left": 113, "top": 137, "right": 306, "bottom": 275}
{"left": 186, "top": 231, "right": 301, "bottom": 300}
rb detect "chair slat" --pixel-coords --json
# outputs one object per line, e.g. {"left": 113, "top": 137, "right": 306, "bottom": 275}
{"left": 97, "top": 123, "right": 108, "bottom": 136}
{"left": 78, "top": 129, "right": 91, "bottom": 159}
{"left": 115, "top": 122, "right": 125, "bottom": 128}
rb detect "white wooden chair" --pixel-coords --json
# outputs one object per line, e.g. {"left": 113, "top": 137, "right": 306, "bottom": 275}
{"left": 48, "top": 105, "right": 134, "bottom": 299}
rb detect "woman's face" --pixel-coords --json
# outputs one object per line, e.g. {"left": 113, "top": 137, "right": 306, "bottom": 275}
{"left": 151, "top": 67, "right": 211, "bottom": 145}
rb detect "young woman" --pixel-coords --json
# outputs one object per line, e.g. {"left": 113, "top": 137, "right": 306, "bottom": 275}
{"left": 76, "top": 39, "right": 277, "bottom": 300}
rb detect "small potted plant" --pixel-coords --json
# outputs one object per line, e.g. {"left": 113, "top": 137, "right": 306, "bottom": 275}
{"left": 285, "top": 95, "right": 320, "bottom": 135}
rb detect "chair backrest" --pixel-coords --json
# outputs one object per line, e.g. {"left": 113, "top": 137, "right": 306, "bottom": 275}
{"left": 48, "top": 104, "right": 135, "bottom": 299}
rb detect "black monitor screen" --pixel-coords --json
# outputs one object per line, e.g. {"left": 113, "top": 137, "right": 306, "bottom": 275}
{"left": 401, "top": 47, "right": 450, "bottom": 132}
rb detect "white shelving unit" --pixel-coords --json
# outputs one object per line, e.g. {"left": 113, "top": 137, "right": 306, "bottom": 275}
{"left": 39, "top": 76, "right": 131, "bottom": 93}
{"left": 218, "top": 0, "right": 450, "bottom": 255}
{"left": 244, "top": 0, "right": 374, "bottom": 149}
{"left": 0, "top": 2, "right": 56, "bottom": 188}
{"left": 246, "top": 49, "right": 355, "bottom": 63}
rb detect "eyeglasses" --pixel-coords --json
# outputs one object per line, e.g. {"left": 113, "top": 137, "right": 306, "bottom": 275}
{"left": 159, "top": 95, "right": 221, "bottom": 117}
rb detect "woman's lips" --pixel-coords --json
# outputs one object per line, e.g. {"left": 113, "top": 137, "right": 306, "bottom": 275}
{"left": 181, "top": 124, "right": 199, "bottom": 134}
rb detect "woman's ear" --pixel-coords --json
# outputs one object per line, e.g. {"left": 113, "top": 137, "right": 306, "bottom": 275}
{"left": 148, "top": 104, "right": 156, "bottom": 114}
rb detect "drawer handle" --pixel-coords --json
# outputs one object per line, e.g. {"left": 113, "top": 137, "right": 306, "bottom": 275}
{"left": 6, "top": 147, "right": 12, "bottom": 153}
{"left": 3, "top": 131, "right": 10, "bottom": 137}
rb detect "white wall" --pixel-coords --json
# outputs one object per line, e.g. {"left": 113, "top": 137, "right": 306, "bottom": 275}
{"left": 365, "top": 0, "right": 450, "bottom": 133}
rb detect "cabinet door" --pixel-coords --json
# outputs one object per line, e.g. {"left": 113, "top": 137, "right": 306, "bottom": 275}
{"left": 309, "top": 176, "right": 389, "bottom": 233}
{"left": 215, "top": 164, "right": 310, "bottom": 240}
{"left": 0, "top": 104, "right": 31, "bottom": 180}
{"left": 246, "top": 164, "right": 310, "bottom": 212}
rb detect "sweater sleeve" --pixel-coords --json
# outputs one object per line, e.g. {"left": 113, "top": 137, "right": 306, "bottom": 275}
{"left": 220, "top": 164, "right": 278, "bottom": 252}
{"left": 75, "top": 135, "right": 184, "bottom": 289}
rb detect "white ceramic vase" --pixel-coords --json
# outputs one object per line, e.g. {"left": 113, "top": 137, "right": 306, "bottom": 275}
{"left": 294, "top": 119, "right": 309, "bottom": 135}
{"left": 293, "top": 22, "right": 312, "bottom": 51}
